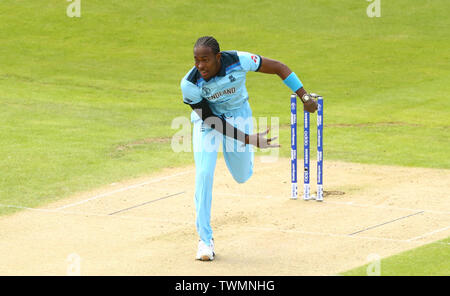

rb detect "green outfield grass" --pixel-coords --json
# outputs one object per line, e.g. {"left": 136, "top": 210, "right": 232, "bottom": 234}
{"left": 341, "top": 237, "right": 450, "bottom": 276}
{"left": 0, "top": 0, "right": 448, "bottom": 274}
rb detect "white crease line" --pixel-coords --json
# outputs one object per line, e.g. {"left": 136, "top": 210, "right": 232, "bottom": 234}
{"left": 1, "top": 203, "right": 447, "bottom": 246}
{"left": 407, "top": 225, "right": 450, "bottom": 242}
{"left": 0, "top": 203, "right": 191, "bottom": 226}
{"left": 55, "top": 170, "right": 194, "bottom": 210}
{"left": 245, "top": 226, "right": 426, "bottom": 245}
{"left": 325, "top": 200, "right": 450, "bottom": 215}
{"left": 216, "top": 192, "right": 450, "bottom": 215}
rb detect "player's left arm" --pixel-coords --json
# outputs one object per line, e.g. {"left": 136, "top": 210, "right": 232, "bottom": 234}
{"left": 257, "top": 56, "right": 318, "bottom": 113}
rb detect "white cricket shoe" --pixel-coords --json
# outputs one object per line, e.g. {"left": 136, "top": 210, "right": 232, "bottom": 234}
{"left": 196, "top": 239, "right": 215, "bottom": 261}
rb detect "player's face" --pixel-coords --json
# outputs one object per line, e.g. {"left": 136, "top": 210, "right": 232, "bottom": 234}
{"left": 194, "top": 46, "right": 221, "bottom": 80}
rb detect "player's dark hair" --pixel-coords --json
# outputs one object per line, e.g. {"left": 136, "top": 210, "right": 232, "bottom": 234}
{"left": 194, "top": 36, "right": 220, "bottom": 54}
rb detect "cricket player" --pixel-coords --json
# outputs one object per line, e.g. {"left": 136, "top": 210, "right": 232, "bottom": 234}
{"left": 180, "top": 36, "right": 317, "bottom": 261}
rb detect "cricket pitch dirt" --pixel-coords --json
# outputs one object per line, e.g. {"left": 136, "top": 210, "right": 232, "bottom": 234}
{"left": 0, "top": 157, "right": 449, "bottom": 275}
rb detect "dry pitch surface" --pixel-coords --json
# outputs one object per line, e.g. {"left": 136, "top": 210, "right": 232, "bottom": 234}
{"left": 0, "top": 157, "right": 449, "bottom": 275}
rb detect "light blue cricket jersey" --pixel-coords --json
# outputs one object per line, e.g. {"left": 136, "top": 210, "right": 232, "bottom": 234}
{"left": 180, "top": 50, "right": 262, "bottom": 119}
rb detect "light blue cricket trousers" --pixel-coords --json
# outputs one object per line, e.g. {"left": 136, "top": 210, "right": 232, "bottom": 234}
{"left": 192, "top": 100, "right": 254, "bottom": 245}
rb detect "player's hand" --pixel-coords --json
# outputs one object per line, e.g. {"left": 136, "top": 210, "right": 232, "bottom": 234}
{"left": 296, "top": 89, "right": 318, "bottom": 113}
{"left": 245, "top": 128, "right": 280, "bottom": 149}
{"left": 303, "top": 99, "right": 318, "bottom": 113}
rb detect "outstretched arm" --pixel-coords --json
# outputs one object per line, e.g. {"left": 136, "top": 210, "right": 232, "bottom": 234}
{"left": 257, "top": 56, "right": 317, "bottom": 113}
{"left": 189, "top": 99, "right": 279, "bottom": 149}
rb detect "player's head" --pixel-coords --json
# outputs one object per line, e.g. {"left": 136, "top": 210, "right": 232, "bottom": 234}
{"left": 193, "top": 36, "right": 222, "bottom": 80}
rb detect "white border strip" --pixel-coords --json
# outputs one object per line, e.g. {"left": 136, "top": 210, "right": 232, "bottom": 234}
{"left": 0, "top": 203, "right": 447, "bottom": 245}
{"left": 325, "top": 200, "right": 450, "bottom": 215}
{"left": 216, "top": 192, "right": 450, "bottom": 215}
{"left": 245, "top": 226, "right": 450, "bottom": 245}
{"left": 407, "top": 225, "right": 450, "bottom": 242}
{"left": 245, "top": 226, "right": 420, "bottom": 244}
{"left": 0, "top": 203, "right": 190, "bottom": 225}
{"left": 55, "top": 170, "right": 194, "bottom": 210}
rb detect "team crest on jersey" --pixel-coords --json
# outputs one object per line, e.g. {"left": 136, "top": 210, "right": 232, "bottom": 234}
{"left": 202, "top": 87, "right": 211, "bottom": 97}
{"left": 229, "top": 75, "right": 236, "bottom": 82}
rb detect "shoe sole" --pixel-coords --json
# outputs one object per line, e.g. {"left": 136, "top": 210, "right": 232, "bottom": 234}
{"left": 197, "top": 252, "right": 215, "bottom": 261}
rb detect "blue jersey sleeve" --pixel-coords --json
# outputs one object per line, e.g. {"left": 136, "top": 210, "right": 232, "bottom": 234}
{"left": 180, "top": 78, "right": 202, "bottom": 105}
{"left": 237, "top": 51, "right": 262, "bottom": 72}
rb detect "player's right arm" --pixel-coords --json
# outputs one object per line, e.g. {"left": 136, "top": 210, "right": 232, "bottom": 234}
{"left": 257, "top": 56, "right": 318, "bottom": 113}
{"left": 235, "top": 51, "right": 317, "bottom": 113}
